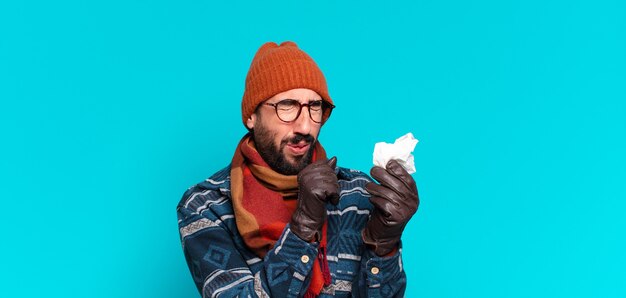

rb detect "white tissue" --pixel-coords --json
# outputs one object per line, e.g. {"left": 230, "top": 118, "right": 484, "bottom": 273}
{"left": 373, "top": 132, "right": 419, "bottom": 174}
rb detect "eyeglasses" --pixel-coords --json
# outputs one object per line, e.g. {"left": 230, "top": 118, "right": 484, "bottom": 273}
{"left": 263, "top": 99, "right": 335, "bottom": 123}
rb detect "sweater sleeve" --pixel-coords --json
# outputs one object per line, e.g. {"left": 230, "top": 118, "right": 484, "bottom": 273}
{"left": 178, "top": 204, "right": 319, "bottom": 298}
{"left": 353, "top": 243, "right": 407, "bottom": 297}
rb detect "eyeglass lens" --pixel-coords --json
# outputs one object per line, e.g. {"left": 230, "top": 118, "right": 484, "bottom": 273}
{"left": 275, "top": 100, "right": 327, "bottom": 123}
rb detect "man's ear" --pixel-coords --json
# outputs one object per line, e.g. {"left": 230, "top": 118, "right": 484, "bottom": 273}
{"left": 246, "top": 113, "right": 257, "bottom": 130}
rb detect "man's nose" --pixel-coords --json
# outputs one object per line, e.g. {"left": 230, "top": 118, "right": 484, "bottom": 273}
{"left": 292, "top": 106, "right": 312, "bottom": 135}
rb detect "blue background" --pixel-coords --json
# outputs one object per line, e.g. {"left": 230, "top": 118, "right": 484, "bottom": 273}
{"left": 1, "top": 0, "right": 625, "bottom": 297}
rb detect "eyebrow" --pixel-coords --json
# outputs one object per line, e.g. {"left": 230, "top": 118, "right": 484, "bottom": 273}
{"left": 276, "top": 98, "right": 323, "bottom": 102}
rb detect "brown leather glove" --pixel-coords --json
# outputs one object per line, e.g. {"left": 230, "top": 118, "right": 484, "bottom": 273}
{"left": 290, "top": 157, "right": 340, "bottom": 242}
{"left": 363, "top": 159, "right": 419, "bottom": 256}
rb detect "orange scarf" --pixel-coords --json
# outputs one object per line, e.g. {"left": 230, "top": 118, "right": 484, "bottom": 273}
{"left": 230, "top": 134, "right": 331, "bottom": 297}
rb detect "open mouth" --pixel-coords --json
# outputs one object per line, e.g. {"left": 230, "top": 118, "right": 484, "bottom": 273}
{"left": 286, "top": 141, "right": 310, "bottom": 156}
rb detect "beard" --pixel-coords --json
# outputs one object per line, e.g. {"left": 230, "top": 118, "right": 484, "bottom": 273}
{"left": 252, "top": 122, "right": 316, "bottom": 175}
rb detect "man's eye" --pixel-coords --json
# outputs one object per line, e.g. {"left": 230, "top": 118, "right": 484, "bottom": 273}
{"left": 277, "top": 100, "right": 298, "bottom": 110}
{"left": 309, "top": 101, "right": 323, "bottom": 110}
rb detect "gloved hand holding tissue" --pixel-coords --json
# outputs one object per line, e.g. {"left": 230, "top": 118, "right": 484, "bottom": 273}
{"left": 372, "top": 132, "right": 419, "bottom": 174}
{"left": 364, "top": 132, "right": 420, "bottom": 256}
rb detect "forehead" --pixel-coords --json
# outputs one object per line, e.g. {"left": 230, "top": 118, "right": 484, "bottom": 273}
{"left": 268, "top": 88, "right": 322, "bottom": 102}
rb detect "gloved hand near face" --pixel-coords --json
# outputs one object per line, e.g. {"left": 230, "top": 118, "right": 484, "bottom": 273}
{"left": 363, "top": 159, "right": 419, "bottom": 256}
{"left": 290, "top": 156, "right": 340, "bottom": 242}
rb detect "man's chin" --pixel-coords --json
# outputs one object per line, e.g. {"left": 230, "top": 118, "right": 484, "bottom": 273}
{"left": 284, "top": 156, "right": 304, "bottom": 169}
{"left": 269, "top": 144, "right": 315, "bottom": 175}
{"left": 282, "top": 154, "right": 309, "bottom": 172}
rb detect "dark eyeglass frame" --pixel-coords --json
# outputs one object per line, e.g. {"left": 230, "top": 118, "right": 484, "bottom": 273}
{"left": 263, "top": 99, "right": 335, "bottom": 124}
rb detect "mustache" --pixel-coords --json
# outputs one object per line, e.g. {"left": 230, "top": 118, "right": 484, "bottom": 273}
{"left": 284, "top": 134, "right": 315, "bottom": 145}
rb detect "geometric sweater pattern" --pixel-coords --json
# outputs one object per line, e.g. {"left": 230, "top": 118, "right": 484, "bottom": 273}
{"left": 177, "top": 165, "right": 407, "bottom": 297}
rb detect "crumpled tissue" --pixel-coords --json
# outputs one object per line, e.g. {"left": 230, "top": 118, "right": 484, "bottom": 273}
{"left": 373, "top": 132, "right": 419, "bottom": 174}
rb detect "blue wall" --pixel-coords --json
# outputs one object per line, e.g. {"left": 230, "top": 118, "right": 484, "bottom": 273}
{"left": 1, "top": 0, "right": 625, "bottom": 297}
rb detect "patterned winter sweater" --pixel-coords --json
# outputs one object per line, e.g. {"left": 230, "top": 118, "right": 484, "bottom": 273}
{"left": 177, "top": 165, "right": 407, "bottom": 297}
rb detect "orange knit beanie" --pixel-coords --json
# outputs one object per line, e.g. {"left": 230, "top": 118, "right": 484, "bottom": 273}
{"left": 241, "top": 41, "right": 333, "bottom": 127}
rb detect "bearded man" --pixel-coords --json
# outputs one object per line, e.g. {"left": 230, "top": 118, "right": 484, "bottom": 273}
{"left": 177, "top": 41, "right": 419, "bottom": 298}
